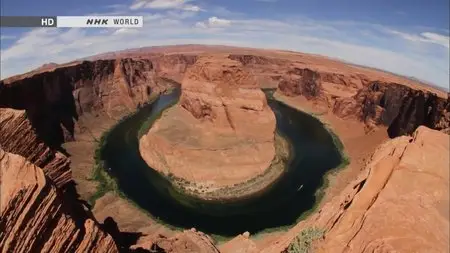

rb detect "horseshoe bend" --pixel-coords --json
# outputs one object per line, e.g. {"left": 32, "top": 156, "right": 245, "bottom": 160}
{"left": 139, "top": 55, "right": 283, "bottom": 200}
{"left": 1, "top": 45, "right": 449, "bottom": 253}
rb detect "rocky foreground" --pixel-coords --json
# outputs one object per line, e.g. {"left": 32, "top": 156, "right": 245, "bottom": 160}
{"left": 1, "top": 45, "right": 449, "bottom": 252}
{"left": 0, "top": 148, "right": 118, "bottom": 253}
{"left": 139, "top": 55, "right": 277, "bottom": 196}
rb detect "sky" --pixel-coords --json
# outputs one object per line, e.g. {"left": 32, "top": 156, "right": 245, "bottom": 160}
{"left": 1, "top": 0, "right": 449, "bottom": 88}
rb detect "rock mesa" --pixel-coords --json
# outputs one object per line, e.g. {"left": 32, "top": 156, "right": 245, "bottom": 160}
{"left": 140, "top": 55, "right": 276, "bottom": 191}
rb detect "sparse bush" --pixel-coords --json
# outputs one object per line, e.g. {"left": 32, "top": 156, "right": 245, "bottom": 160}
{"left": 287, "top": 227, "right": 324, "bottom": 253}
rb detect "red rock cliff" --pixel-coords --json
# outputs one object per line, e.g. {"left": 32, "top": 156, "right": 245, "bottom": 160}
{"left": 0, "top": 108, "right": 71, "bottom": 188}
{"left": 261, "top": 126, "right": 449, "bottom": 253}
{"left": 0, "top": 149, "right": 119, "bottom": 253}
{"left": 333, "top": 81, "right": 450, "bottom": 135}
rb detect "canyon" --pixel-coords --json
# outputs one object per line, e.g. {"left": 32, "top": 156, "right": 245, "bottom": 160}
{"left": 0, "top": 45, "right": 448, "bottom": 252}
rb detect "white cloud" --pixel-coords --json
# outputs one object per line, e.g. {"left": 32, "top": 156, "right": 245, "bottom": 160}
{"left": 130, "top": 0, "right": 202, "bottom": 11}
{"left": 195, "top": 16, "right": 232, "bottom": 29}
{"left": 420, "top": 32, "right": 450, "bottom": 48}
{"left": 208, "top": 17, "right": 231, "bottom": 27}
{"left": 386, "top": 29, "right": 449, "bottom": 49}
{"left": 183, "top": 5, "right": 201, "bottom": 12}
{"left": 195, "top": 22, "right": 207, "bottom": 29}
{"left": 1, "top": 10, "right": 448, "bottom": 89}
{"left": 113, "top": 28, "right": 139, "bottom": 35}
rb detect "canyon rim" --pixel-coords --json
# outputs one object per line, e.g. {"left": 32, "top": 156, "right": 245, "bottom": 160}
{"left": 1, "top": 45, "right": 449, "bottom": 253}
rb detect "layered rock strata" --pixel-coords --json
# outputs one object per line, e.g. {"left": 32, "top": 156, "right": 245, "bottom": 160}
{"left": 333, "top": 81, "right": 450, "bottom": 135}
{"left": 139, "top": 55, "right": 276, "bottom": 194}
{"left": 275, "top": 67, "right": 450, "bottom": 136}
{"left": 0, "top": 108, "right": 71, "bottom": 188}
{"left": 0, "top": 58, "right": 161, "bottom": 149}
{"left": 262, "top": 126, "right": 449, "bottom": 253}
{"left": 0, "top": 149, "right": 119, "bottom": 253}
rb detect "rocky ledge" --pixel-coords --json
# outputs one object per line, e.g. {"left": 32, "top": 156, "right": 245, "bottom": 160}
{"left": 0, "top": 149, "right": 118, "bottom": 253}
{"left": 260, "top": 126, "right": 449, "bottom": 253}
{"left": 139, "top": 55, "right": 279, "bottom": 199}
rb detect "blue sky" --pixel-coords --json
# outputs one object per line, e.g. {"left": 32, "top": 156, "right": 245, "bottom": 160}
{"left": 1, "top": 0, "right": 449, "bottom": 88}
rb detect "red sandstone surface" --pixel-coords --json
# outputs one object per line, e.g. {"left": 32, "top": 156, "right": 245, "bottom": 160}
{"left": 0, "top": 149, "right": 118, "bottom": 253}
{"left": 1, "top": 45, "right": 449, "bottom": 253}
{"left": 139, "top": 55, "right": 277, "bottom": 191}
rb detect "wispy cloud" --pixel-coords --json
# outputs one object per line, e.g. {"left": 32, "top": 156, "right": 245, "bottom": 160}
{"left": 130, "top": 0, "right": 203, "bottom": 11}
{"left": 196, "top": 17, "right": 232, "bottom": 28}
{"left": 385, "top": 29, "right": 449, "bottom": 48}
{"left": 0, "top": 6, "right": 448, "bottom": 88}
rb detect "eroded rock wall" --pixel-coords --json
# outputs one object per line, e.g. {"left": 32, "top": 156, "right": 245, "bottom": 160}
{"left": 0, "top": 108, "right": 71, "bottom": 188}
{"left": 0, "top": 149, "right": 119, "bottom": 253}
{"left": 261, "top": 126, "right": 449, "bottom": 253}
{"left": 333, "top": 81, "right": 450, "bottom": 135}
{"left": 278, "top": 68, "right": 324, "bottom": 99}
{"left": 0, "top": 58, "right": 159, "bottom": 148}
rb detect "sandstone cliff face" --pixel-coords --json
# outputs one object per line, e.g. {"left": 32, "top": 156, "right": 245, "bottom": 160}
{"left": 262, "top": 126, "right": 449, "bottom": 253}
{"left": 140, "top": 55, "right": 276, "bottom": 190}
{"left": 0, "top": 108, "right": 71, "bottom": 188}
{"left": 0, "top": 58, "right": 159, "bottom": 147}
{"left": 333, "top": 81, "right": 450, "bottom": 136}
{"left": 0, "top": 149, "right": 119, "bottom": 253}
{"left": 278, "top": 68, "right": 324, "bottom": 99}
{"left": 151, "top": 54, "right": 198, "bottom": 82}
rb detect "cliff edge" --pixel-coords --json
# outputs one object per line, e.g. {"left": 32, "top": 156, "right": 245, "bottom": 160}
{"left": 260, "top": 126, "right": 449, "bottom": 253}
{"left": 0, "top": 149, "right": 119, "bottom": 253}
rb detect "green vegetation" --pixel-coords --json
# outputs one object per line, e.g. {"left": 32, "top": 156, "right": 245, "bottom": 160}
{"left": 287, "top": 227, "right": 325, "bottom": 253}
{"left": 88, "top": 91, "right": 161, "bottom": 206}
{"left": 88, "top": 130, "right": 115, "bottom": 205}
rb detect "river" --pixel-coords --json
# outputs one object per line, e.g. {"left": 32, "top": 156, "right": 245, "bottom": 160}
{"left": 99, "top": 88, "right": 343, "bottom": 237}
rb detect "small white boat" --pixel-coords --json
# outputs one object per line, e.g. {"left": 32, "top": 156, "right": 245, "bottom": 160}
{"left": 297, "top": 185, "right": 303, "bottom": 191}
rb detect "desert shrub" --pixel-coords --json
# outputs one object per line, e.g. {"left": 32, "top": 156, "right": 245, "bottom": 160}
{"left": 287, "top": 227, "right": 324, "bottom": 253}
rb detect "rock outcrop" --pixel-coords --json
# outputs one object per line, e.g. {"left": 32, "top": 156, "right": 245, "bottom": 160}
{"left": 132, "top": 230, "right": 219, "bottom": 253}
{"left": 139, "top": 55, "right": 276, "bottom": 194}
{"left": 278, "top": 68, "right": 324, "bottom": 99}
{"left": 0, "top": 58, "right": 160, "bottom": 148}
{"left": 0, "top": 149, "right": 119, "bottom": 253}
{"left": 262, "top": 126, "right": 449, "bottom": 253}
{"left": 0, "top": 108, "right": 71, "bottom": 188}
{"left": 333, "top": 81, "right": 450, "bottom": 135}
{"left": 151, "top": 54, "right": 198, "bottom": 82}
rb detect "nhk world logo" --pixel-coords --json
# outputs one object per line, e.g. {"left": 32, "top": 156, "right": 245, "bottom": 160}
{"left": 0, "top": 16, "right": 143, "bottom": 28}
{"left": 58, "top": 16, "right": 143, "bottom": 28}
